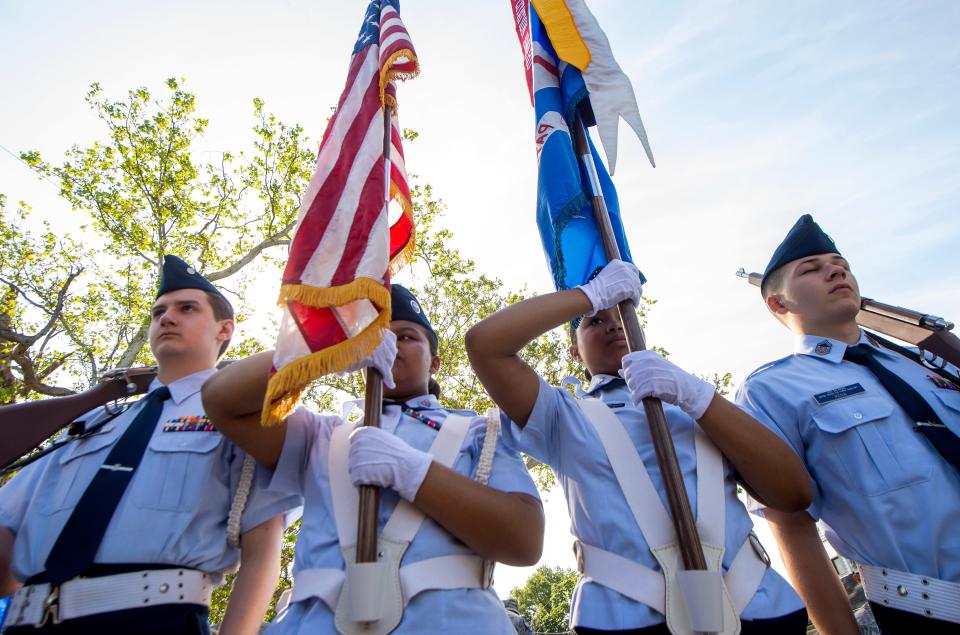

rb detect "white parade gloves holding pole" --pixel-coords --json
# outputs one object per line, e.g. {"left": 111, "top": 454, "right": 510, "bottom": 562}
{"left": 343, "top": 329, "right": 398, "bottom": 389}
{"left": 343, "top": 327, "right": 431, "bottom": 501}
{"left": 579, "top": 260, "right": 714, "bottom": 420}
{"left": 348, "top": 427, "right": 432, "bottom": 503}
{"left": 620, "top": 351, "right": 716, "bottom": 421}
{"left": 576, "top": 259, "right": 643, "bottom": 316}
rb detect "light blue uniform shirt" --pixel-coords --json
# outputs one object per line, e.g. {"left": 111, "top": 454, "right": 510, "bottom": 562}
{"left": 501, "top": 375, "right": 802, "bottom": 631}
{"left": 737, "top": 331, "right": 960, "bottom": 581}
{"left": 0, "top": 368, "right": 301, "bottom": 584}
{"left": 265, "top": 394, "right": 542, "bottom": 635}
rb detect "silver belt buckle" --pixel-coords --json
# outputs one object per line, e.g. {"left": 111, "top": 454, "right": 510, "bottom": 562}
{"left": 38, "top": 585, "right": 61, "bottom": 627}
{"left": 481, "top": 559, "right": 495, "bottom": 589}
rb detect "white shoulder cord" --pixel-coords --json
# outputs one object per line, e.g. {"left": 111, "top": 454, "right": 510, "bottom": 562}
{"left": 473, "top": 407, "right": 502, "bottom": 588}
{"left": 474, "top": 407, "right": 500, "bottom": 485}
{"left": 227, "top": 453, "right": 258, "bottom": 548}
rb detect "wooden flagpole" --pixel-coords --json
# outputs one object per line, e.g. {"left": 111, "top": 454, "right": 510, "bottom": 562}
{"left": 355, "top": 102, "right": 394, "bottom": 564}
{"left": 356, "top": 368, "right": 382, "bottom": 563}
{"left": 570, "top": 105, "right": 707, "bottom": 573}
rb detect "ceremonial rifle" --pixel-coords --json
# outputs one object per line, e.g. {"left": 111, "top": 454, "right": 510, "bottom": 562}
{"left": 572, "top": 106, "right": 707, "bottom": 572}
{"left": 736, "top": 268, "right": 960, "bottom": 369}
{"left": 0, "top": 367, "right": 157, "bottom": 470}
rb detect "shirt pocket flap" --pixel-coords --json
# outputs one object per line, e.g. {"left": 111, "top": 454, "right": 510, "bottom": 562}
{"left": 149, "top": 430, "right": 222, "bottom": 454}
{"left": 811, "top": 397, "right": 894, "bottom": 434}
{"left": 58, "top": 426, "right": 117, "bottom": 465}
{"left": 933, "top": 389, "right": 960, "bottom": 413}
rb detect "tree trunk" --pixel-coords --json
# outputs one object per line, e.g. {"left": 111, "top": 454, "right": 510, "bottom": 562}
{"left": 117, "top": 318, "right": 150, "bottom": 369}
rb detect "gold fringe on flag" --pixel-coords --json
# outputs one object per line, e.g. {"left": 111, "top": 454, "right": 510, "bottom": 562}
{"left": 261, "top": 278, "right": 392, "bottom": 425}
{"left": 388, "top": 182, "right": 416, "bottom": 275}
{"left": 380, "top": 48, "right": 420, "bottom": 111}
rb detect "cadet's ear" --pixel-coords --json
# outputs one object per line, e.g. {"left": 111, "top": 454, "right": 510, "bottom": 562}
{"left": 569, "top": 343, "right": 583, "bottom": 364}
{"left": 766, "top": 294, "right": 789, "bottom": 316}
{"left": 217, "top": 319, "right": 235, "bottom": 343}
{"left": 429, "top": 354, "right": 441, "bottom": 375}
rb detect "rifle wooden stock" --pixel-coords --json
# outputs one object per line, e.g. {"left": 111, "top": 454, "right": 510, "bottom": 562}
{"left": 0, "top": 368, "right": 156, "bottom": 470}
{"left": 572, "top": 109, "right": 707, "bottom": 573}
{"left": 737, "top": 269, "right": 960, "bottom": 368}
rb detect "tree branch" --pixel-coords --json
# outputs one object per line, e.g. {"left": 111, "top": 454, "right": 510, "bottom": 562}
{"left": 205, "top": 219, "right": 296, "bottom": 282}
{"left": 13, "top": 351, "right": 75, "bottom": 397}
{"left": 0, "top": 267, "right": 82, "bottom": 350}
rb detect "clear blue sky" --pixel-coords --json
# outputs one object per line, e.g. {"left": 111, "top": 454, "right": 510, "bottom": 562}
{"left": 3, "top": 0, "right": 959, "bottom": 594}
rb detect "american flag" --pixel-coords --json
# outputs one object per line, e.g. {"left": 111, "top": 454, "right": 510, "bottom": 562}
{"left": 263, "top": 0, "right": 418, "bottom": 424}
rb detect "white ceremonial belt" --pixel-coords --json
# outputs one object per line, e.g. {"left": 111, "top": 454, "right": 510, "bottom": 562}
{"left": 5, "top": 568, "right": 214, "bottom": 628}
{"left": 575, "top": 536, "right": 768, "bottom": 616}
{"left": 575, "top": 540, "right": 666, "bottom": 612}
{"left": 858, "top": 563, "right": 960, "bottom": 624}
{"left": 288, "top": 555, "right": 493, "bottom": 611}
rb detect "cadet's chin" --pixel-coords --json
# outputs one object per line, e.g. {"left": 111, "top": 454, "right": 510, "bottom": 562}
{"left": 833, "top": 295, "right": 862, "bottom": 321}
{"left": 606, "top": 340, "right": 630, "bottom": 362}
{"left": 151, "top": 339, "right": 186, "bottom": 360}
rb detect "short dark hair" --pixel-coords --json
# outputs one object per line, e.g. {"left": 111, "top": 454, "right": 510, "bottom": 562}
{"left": 203, "top": 290, "right": 234, "bottom": 358}
{"left": 761, "top": 266, "right": 787, "bottom": 299}
{"left": 427, "top": 330, "right": 439, "bottom": 397}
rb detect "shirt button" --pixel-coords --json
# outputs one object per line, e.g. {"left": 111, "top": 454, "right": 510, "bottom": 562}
{"left": 853, "top": 412, "right": 863, "bottom": 420}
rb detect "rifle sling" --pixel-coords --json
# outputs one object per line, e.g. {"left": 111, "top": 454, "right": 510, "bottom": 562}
{"left": 866, "top": 330, "right": 960, "bottom": 388}
{"left": 1, "top": 406, "right": 131, "bottom": 476}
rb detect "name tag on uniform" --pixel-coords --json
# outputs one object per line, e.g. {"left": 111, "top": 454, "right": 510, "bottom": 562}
{"left": 814, "top": 383, "right": 865, "bottom": 405}
{"left": 162, "top": 415, "right": 215, "bottom": 432}
{"left": 928, "top": 375, "right": 960, "bottom": 391}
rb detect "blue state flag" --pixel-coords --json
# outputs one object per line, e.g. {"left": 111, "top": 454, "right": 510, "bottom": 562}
{"left": 530, "top": 5, "right": 644, "bottom": 294}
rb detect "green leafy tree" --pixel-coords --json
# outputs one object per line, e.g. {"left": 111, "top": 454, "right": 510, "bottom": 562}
{"left": 512, "top": 565, "right": 579, "bottom": 634}
{"left": 4, "top": 78, "right": 313, "bottom": 399}
{"left": 0, "top": 196, "right": 99, "bottom": 401}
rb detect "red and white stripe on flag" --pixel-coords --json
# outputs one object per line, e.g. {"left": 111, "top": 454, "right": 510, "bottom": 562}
{"left": 263, "top": 0, "right": 418, "bottom": 424}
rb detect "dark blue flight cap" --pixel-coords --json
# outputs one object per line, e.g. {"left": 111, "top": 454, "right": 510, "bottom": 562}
{"left": 156, "top": 255, "right": 233, "bottom": 311}
{"left": 762, "top": 214, "right": 839, "bottom": 284}
{"left": 391, "top": 284, "right": 438, "bottom": 350}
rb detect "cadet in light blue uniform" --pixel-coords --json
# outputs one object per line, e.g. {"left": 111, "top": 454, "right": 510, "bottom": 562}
{"left": 467, "top": 260, "right": 811, "bottom": 635}
{"left": 508, "top": 374, "right": 806, "bottom": 632}
{"left": 0, "top": 369, "right": 293, "bottom": 580}
{"left": 262, "top": 395, "right": 540, "bottom": 633}
{"left": 0, "top": 256, "right": 300, "bottom": 634}
{"left": 203, "top": 284, "right": 544, "bottom": 634}
{"left": 737, "top": 214, "right": 960, "bottom": 635}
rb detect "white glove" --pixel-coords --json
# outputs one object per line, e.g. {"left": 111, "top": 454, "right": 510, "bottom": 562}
{"left": 620, "top": 350, "right": 716, "bottom": 420}
{"left": 576, "top": 260, "right": 643, "bottom": 316}
{"left": 348, "top": 426, "right": 432, "bottom": 502}
{"left": 343, "top": 329, "right": 397, "bottom": 389}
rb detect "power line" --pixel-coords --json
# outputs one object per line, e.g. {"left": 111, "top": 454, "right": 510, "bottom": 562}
{"left": 0, "top": 142, "right": 61, "bottom": 190}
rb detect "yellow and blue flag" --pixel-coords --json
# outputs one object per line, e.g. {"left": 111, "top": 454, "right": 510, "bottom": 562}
{"left": 512, "top": 0, "right": 646, "bottom": 293}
